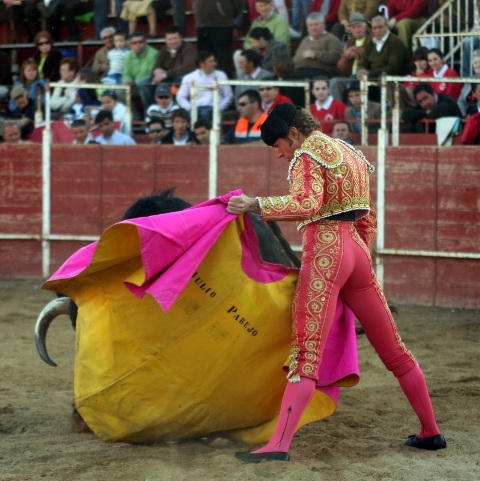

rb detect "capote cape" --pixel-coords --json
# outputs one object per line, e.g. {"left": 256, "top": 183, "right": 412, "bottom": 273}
{"left": 43, "top": 191, "right": 360, "bottom": 444}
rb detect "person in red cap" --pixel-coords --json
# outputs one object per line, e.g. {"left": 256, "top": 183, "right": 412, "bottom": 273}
{"left": 227, "top": 103, "right": 446, "bottom": 463}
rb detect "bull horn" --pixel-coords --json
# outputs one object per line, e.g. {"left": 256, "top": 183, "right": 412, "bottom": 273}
{"left": 34, "top": 297, "right": 70, "bottom": 367}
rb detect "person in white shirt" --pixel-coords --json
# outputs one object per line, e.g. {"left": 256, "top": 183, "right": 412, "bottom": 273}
{"left": 102, "top": 32, "right": 129, "bottom": 85}
{"left": 50, "top": 57, "right": 79, "bottom": 120}
{"left": 94, "top": 110, "right": 136, "bottom": 145}
{"left": 176, "top": 51, "right": 234, "bottom": 121}
{"left": 99, "top": 90, "right": 128, "bottom": 133}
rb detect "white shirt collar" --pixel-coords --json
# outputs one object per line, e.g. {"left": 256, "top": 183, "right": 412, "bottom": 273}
{"left": 315, "top": 96, "right": 334, "bottom": 110}
{"left": 434, "top": 64, "right": 449, "bottom": 78}
{"left": 373, "top": 31, "right": 390, "bottom": 51}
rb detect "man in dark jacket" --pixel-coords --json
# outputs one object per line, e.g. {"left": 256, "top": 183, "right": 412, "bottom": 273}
{"left": 7, "top": 85, "right": 36, "bottom": 138}
{"left": 401, "top": 82, "right": 463, "bottom": 133}
{"left": 356, "top": 15, "right": 410, "bottom": 80}
{"left": 193, "top": 0, "right": 244, "bottom": 78}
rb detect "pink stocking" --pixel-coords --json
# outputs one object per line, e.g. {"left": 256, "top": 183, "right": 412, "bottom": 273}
{"left": 253, "top": 377, "right": 316, "bottom": 453}
{"left": 397, "top": 364, "right": 441, "bottom": 438}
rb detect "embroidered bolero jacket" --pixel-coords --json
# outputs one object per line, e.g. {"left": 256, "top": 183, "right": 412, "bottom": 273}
{"left": 258, "top": 132, "right": 377, "bottom": 245}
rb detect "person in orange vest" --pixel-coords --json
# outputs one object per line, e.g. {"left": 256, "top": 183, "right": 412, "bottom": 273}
{"left": 222, "top": 90, "right": 268, "bottom": 144}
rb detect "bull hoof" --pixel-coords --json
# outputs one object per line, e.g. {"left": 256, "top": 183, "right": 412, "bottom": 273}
{"left": 71, "top": 407, "right": 92, "bottom": 434}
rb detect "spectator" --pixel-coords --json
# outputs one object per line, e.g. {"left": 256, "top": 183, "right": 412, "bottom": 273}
{"left": 459, "top": 51, "right": 480, "bottom": 116}
{"left": 403, "top": 47, "right": 432, "bottom": 105}
{"left": 356, "top": 15, "right": 410, "bottom": 102}
{"left": 147, "top": 118, "right": 168, "bottom": 144}
{"left": 248, "top": 27, "right": 289, "bottom": 73}
{"left": 193, "top": 118, "right": 212, "bottom": 145}
{"left": 235, "top": 49, "right": 274, "bottom": 103}
{"left": 50, "top": 58, "right": 79, "bottom": 120}
{"left": 310, "top": 77, "right": 347, "bottom": 134}
{"left": 465, "top": 82, "right": 480, "bottom": 117}
{"left": 72, "top": 68, "right": 102, "bottom": 120}
{"left": 161, "top": 108, "right": 200, "bottom": 145}
{"left": 289, "top": 0, "right": 313, "bottom": 38}
{"left": 193, "top": 0, "right": 244, "bottom": 79}
{"left": 33, "top": 31, "right": 63, "bottom": 82}
{"left": 9, "top": 59, "right": 46, "bottom": 114}
{"left": 461, "top": 112, "right": 480, "bottom": 144}
{"left": 100, "top": 90, "right": 128, "bottom": 131}
{"left": 47, "top": 0, "right": 93, "bottom": 42}
{"left": 148, "top": 25, "right": 197, "bottom": 106}
{"left": 309, "top": 0, "right": 342, "bottom": 34}
{"left": 331, "top": 119, "right": 354, "bottom": 143}
{"left": 330, "top": 12, "right": 371, "bottom": 103}
{"left": 176, "top": 51, "right": 234, "bottom": 121}
{"left": 169, "top": 0, "right": 186, "bottom": 36}
{"left": 122, "top": 32, "right": 159, "bottom": 118}
{"left": 92, "top": 0, "right": 110, "bottom": 40}
{"left": 0, "top": 49, "right": 13, "bottom": 104}
{"left": 2, "top": 0, "right": 39, "bottom": 43}
{"left": 71, "top": 118, "right": 99, "bottom": 144}
{"left": 335, "top": 0, "right": 380, "bottom": 40}
{"left": 145, "top": 83, "right": 180, "bottom": 127}
{"left": 419, "top": 48, "right": 463, "bottom": 102}
{"left": 259, "top": 85, "right": 293, "bottom": 114}
{"left": 120, "top": 0, "right": 158, "bottom": 38}
{"left": 293, "top": 12, "right": 343, "bottom": 80}
{"left": 247, "top": 0, "right": 289, "bottom": 23}
{"left": 344, "top": 81, "right": 382, "bottom": 133}
{"left": 223, "top": 90, "right": 268, "bottom": 144}
{"left": 90, "top": 27, "right": 116, "bottom": 80}
{"left": 243, "top": 1, "right": 291, "bottom": 53}
{"left": 1, "top": 120, "right": 26, "bottom": 144}
{"left": 401, "top": 82, "right": 462, "bottom": 133}
{"left": 94, "top": 110, "right": 136, "bottom": 144}
{"left": 386, "top": 0, "right": 428, "bottom": 53}
{"left": 101, "top": 32, "right": 129, "bottom": 85}
{"left": 7, "top": 85, "right": 36, "bottom": 138}
{"left": 461, "top": 1, "right": 480, "bottom": 78}
{"left": 273, "top": 54, "right": 306, "bottom": 107}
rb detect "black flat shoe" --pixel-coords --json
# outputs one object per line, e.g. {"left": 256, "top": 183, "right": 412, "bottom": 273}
{"left": 405, "top": 434, "right": 447, "bottom": 450}
{"left": 235, "top": 451, "right": 290, "bottom": 463}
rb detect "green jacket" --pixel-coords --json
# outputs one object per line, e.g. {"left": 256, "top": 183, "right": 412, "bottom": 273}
{"left": 123, "top": 45, "right": 159, "bottom": 83}
{"left": 244, "top": 13, "right": 291, "bottom": 53}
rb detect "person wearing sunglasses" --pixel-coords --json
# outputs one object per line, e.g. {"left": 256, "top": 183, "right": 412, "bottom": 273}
{"left": 33, "top": 31, "right": 62, "bottom": 82}
{"left": 259, "top": 84, "right": 293, "bottom": 115}
{"left": 147, "top": 119, "right": 168, "bottom": 144}
{"left": 123, "top": 31, "right": 159, "bottom": 119}
{"left": 145, "top": 83, "right": 179, "bottom": 129}
{"left": 223, "top": 89, "right": 268, "bottom": 144}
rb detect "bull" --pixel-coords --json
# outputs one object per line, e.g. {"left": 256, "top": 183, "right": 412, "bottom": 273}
{"left": 35, "top": 188, "right": 302, "bottom": 433}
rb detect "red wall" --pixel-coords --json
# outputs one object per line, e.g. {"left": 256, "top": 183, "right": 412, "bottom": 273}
{"left": 1, "top": 143, "right": 479, "bottom": 309}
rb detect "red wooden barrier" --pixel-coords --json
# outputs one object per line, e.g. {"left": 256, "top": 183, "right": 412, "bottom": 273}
{"left": 0, "top": 143, "right": 479, "bottom": 309}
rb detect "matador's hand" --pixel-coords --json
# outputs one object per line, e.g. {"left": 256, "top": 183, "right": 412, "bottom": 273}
{"left": 226, "top": 194, "right": 260, "bottom": 215}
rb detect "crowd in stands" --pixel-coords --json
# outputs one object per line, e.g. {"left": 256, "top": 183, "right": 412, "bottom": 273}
{"left": 1, "top": 0, "right": 480, "bottom": 145}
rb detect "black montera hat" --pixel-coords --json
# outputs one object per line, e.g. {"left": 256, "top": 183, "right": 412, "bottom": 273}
{"left": 260, "top": 103, "right": 299, "bottom": 146}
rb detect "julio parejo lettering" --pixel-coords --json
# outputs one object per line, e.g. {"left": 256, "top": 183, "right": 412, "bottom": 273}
{"left": 191, "top": 271, "right": 217, "bottom": 298}
{"left": 227, "top": 306, "right": 258, "bottom": 336}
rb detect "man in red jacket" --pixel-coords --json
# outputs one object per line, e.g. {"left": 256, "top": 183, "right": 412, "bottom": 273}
{"left": 387, "top": 0, "right": 428, "bottom": 52}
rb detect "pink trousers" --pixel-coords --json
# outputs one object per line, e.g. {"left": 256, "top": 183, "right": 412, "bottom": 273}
{"left": 288, "top": 220, "right": 417, "bottom": 383}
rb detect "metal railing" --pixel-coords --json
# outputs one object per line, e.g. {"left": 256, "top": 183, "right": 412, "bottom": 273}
{"left": 413, "top": 0, "right": 477, "bottom": 72}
